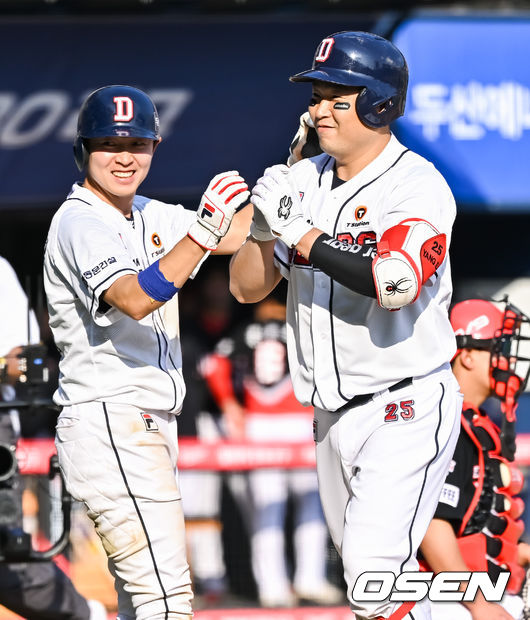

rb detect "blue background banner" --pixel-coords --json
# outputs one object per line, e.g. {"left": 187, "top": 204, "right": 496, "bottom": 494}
{"left": 393, "top": 16, "right": 530, "bottom": 211}
{"left": 3, "top": 15, "right": 528, "bottom": 212}
{"left": 0, "top": 16, "right": 371, "bottom": 209}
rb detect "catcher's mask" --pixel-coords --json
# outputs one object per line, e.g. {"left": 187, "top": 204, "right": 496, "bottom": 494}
{"left": 450, "top": 297, "right": 530, "bottom": 419}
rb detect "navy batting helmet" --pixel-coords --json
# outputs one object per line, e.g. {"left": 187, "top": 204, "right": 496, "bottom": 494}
{"left": 290, "top": 31, "right": 408, "bottom": 128}
{"left": 73, "top": 85, "right": 160, "bottom": 171}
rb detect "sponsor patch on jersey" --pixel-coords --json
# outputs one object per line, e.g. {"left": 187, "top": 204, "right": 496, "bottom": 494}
{"left": 299, "top": 192, "right": 304, "bottom": 201}
{"left": 141, "top": 412, "right": 159, "bottom": 432}
{"left": 439, "top": 483, "right": 460, "bottom": 508}
{"left": 355, "top": 205, "right": 367, "bottom": 221}
{"left": 150, "top": 233, "right": 165, "bottom": 258}
{"left": 82, "top": 257, "right": 117, "bottom": 280}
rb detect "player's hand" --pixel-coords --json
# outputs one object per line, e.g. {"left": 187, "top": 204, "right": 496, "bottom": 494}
{"left": 188, "top": 171, "right": 249, "bottom": 251}
{"left": 251, "top": 164, "right": 312, "bottom": 249}
{"left": 287, "top": 112, "right": 322, "bottom": 166}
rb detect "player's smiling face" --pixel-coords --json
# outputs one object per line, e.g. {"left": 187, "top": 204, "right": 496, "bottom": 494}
{"left": 308, "top": 82, "right": 376, "bottom": 162}
{"left": 84, "top": 136, "right": 159, "bottom": 213}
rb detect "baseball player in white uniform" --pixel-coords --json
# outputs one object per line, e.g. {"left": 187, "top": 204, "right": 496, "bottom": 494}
{"left": 229, "top": 32, "right": 463, "bottom": 620}
{"left": 43, "top": 85, "right": 250, "bottom": 620}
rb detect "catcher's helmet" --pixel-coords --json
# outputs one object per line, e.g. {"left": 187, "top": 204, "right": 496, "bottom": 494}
{"left": 450, "top": 298, "right": 530, "bottom": 402}
{"left": 290, "top": 31, "right": 408, "bottom": 128}
{"left": 74, "top": 85, "right": 160, "bottom": 171}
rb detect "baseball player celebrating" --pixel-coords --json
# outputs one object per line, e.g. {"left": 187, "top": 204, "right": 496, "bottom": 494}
{"left": 229, "top": 31, "right": 463, "bottom": 619}
{"left": 43, "top": 85, "right": 250, "bottom": 620}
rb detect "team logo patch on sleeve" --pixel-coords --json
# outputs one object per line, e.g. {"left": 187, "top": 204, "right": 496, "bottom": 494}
{"left": 439, "top": 483, "right": 460, "bottom": 508}
{"left": 141, "top": 412, "right": 159, "bottom": 432}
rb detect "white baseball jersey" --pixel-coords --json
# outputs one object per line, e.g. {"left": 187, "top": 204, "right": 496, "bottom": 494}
{"left": 44, "top": 183, "right": 197, "bottom": 413}
{"left": 274, "top": 134, "right": 458, "bottom": 411}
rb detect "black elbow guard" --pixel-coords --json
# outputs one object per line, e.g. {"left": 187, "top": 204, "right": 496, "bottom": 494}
{"left": 308, "top": 233, "right": 376, "bottom": 297}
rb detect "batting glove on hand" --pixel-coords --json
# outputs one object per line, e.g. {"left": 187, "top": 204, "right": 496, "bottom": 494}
{"left": 249, "top": 204, "right": 276, "bottom": 242}
{"left": 251, "top": 164, "right": 312, "bottom": 249}
{"left": 188, "top": 171, "right": 249, "bottom": 251}
{"left": 287, "top": 111, "right": 322, "bottom": 167}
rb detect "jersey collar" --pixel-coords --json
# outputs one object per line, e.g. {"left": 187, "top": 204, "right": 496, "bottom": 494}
{"left": 327, "top": 133, "right": 408, "bottom": 191}
{"left": 68, "top": 183, "right": 137, "bottom": 221}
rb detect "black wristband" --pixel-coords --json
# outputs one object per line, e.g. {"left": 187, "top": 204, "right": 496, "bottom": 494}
{"left": 309, "top": 233, "right": 376, "bottom": 298}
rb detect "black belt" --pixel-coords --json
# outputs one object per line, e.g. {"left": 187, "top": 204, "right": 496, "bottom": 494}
{"left": 336, "top": 377, "right": 413, "bottom": 413}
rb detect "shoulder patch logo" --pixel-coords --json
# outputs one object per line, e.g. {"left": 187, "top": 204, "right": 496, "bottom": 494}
{"left": 355, "top": 206, "right": 367, "bottom": 221}
{"left": 151, "top": 233, "right": 162, "bottom": 247}
{"left": 141, "top": 412, "right": 159, "bottom": 432}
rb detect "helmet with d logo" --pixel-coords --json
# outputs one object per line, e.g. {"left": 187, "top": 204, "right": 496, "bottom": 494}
{"left": 73, "top": 85, "right": 160, "bottom": 171}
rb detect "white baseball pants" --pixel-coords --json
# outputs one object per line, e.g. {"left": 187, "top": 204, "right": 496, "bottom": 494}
{"left": 55, "top": 402, "right": 193, "bottom": 619}
{"left": 314, "top": 364, "right": 462, "bottom": 620}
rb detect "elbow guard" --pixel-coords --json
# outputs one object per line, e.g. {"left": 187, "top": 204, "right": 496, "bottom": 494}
{"left": 372, "top": 219, "right": 446, "bottom": 310}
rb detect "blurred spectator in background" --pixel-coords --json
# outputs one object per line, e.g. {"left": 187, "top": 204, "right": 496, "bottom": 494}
{"left": 421, "top": 298, "right": 530, "bottom": 620}
{"left": 179, "top": 262, "right": 252, "bottom": 606}
{"left": 0, "top": 255, "right": 106, "bottom": 620}
{"left": 202, "top": 282, "right": 344, "bottom": 608}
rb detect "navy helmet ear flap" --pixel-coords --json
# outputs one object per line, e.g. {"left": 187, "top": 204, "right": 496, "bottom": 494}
{"left": 356, "top": 87, "right": 407, "bottom": 129}
{"left": 73, "top": 136, "right": 88, "bottom": 171}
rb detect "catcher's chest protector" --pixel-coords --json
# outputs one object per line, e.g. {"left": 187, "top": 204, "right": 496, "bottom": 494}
{"left": 459, "top": 404, "right": 525, "bottom": 593}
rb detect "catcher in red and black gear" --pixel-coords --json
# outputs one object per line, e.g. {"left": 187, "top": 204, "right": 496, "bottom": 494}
{"left": 421, "top": 297, "right": 530, "bottom": 620}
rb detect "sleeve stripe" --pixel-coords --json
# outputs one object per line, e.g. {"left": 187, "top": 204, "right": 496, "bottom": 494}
{"left": 92, "top": 268, "right": 138, "bottom": 296}
{"left": 90, "top": 268, "right": 138, "bottom": 317}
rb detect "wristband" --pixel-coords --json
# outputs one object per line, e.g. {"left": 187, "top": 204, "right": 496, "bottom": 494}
{"left": 137, "top": 260, "right": 179, "bottom": 303}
